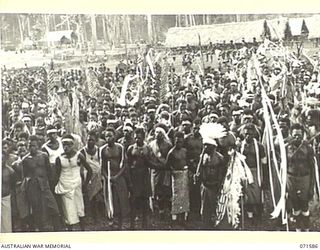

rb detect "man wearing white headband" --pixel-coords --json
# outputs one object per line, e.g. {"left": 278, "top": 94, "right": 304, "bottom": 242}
{"left": 42, "top": 125, "right": 64, "bottom": 189}
{"left": 229, "top": 107, "right": 243, "bottom": 135}
{"left": 55, "top": 134, "right": 93, "bottom": 231}
{"left": 21, "top": 115, "right": 33, "bottom": 135}
{"left": 117, "top": 123, "right": 134, "bottom": 153}
{"left": 148, "top": 124, "right": 173, "bottom": 220}
{"left": 194, "top": 129, "right": 226, "bottom": 229}
{"left": 238, "top": 109, "right": 261, "bottom": 140}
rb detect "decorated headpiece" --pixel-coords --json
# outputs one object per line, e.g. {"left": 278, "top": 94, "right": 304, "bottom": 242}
{"left": 199, "top": 123, "right": 227, "bottom": 146}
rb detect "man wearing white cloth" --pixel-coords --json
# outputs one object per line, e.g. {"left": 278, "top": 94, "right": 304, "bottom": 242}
{"left": 55, "top": 134, "right": 92, "bottom": 231}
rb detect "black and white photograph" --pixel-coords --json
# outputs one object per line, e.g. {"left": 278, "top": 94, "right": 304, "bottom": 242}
{"left": 1, "top": 12, "right": 320, "bottom": 234}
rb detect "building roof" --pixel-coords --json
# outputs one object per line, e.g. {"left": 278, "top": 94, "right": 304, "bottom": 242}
{"left": 267, "top": 17, "right": 288, "bottom": 40}
{"left": 288, "top": 18, "right": 309, "bottom": 36}
{"left": 165, "top": 19, "right": 269, "bottom": 48}
{"left": 304, "top": 15, "right": 320, "bottom": 39}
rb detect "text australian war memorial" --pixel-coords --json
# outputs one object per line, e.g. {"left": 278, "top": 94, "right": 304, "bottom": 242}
{"left": 1, "top": 13, "right": 320, "bottom": 232}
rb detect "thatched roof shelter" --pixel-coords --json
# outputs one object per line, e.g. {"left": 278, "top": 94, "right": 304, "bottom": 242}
{"left": 304, "top": 15, "right": 320, "bottom": 39}
{"left": 286, "top": 18, "right": 309, "bottom": 38}
{"left": 267, "top": 18, "right": 288, "bottom": 40}
{"left": 165, "top": 19, "right": 270, "bottom": 48}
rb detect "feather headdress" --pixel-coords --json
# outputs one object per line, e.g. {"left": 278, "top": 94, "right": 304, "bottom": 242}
{"left": 199, "top": 123, "right": 227, "bottom": 146}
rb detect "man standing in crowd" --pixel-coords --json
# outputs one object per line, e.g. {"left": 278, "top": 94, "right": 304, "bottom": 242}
{"left": 148, "top": 124, "right": 173, "bottom": 221}
{"left": 79, "top": 130, "right": 103, "bottom": 223}
{"left": 55, "top": 134, "right": 92, "bottom": 231}
{"left": 22, "top": 135, "right": 61, "bottom": 231}
{"left": 127, "top": 127, "right": 152, "bottom": 229}
{"left": 100, "top": 128, "right": 130, "bottom": 230}
{"left": 166, "top": 131, "right": 189, "bottom": 228}
{"left": 239, "top": 123, "right": 267, "bottom": 227}
{"left": 184, "top": 118, "right": 203, "bottom": 219}
{"left": 194, "top": 133, "right": 226, "bottom": 229}
{"left": 286, "top": 123, "right": 316, "bottom": 232}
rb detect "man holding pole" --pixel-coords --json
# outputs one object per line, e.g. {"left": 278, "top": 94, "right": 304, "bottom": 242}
{"left": 100, "top": 127, "right": 130, "bottom": 230}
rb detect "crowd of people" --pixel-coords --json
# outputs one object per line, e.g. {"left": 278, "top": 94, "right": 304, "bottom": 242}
{"left": 1, "top": 37, "right": 320, "bottom": 233}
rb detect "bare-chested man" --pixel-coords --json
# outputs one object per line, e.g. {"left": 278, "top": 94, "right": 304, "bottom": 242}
{"left": 127, "top": 127, "right": 152, "bottom": 229}
{"left": 148, "top": 124, "right": 173, "bottom": 220}
{"left": 286, "top": 123, "right": 316, "bottom": 232}
{"left": 194, "top": 136, "right": 226, "bottom": 229}
{"left": 100, "top": 127, "right": 130, "bottom": 230}
{"left": 239, "top": 123, "right": 267, "bottom": 227}
{"left": 166, "top": 131, "right": 189, "bottom": 228}
{"left": 184, "top": 118, "right": 203, "bottom": 219}
{"left": 22, "top": 135, "right": 61, "bottom": 231}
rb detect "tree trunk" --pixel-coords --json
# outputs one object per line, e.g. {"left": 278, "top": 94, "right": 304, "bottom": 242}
{"left": 27, "top": 14, "right": 31, "bottom": 38}
{"left": 17, "top": 15, "right": 24, "bottom": 45}
{"left": 147, "top": 14, "right": 153, "bottom": 44}
{"left": 192, "top": 15, "right": 196, "bottom": 26}
{"left": 105, "top": 15, "right": 113, "bottom": 48}
{"left": 90, "top": 14, "right": 97, "bottom": 49}
{"left": 189, "top": 15, "right": 193, "bottom": 26}
{"left": 126, "top": 15, "right": 132, "bottom": 44}
{"left": 101, "top": 15, "right": 107, "bottom": 44}
{"left": 185, "top": 15, "right": 189, "bottom": 27}
{"left": 66, "top": 15, "right": 70, "bottom": 30}
{"left": 52, "top": 15, "right": 56, "bottom": 31}
{"left": 203, "top": 14, "right": 206, "bottom": 25}
{"left": 152, "top": 17, "right": 157, "bottom": 43}
{"left": 43, "top": 14, "right": 50, "bottom": 48}
{"left": 112, "top": 16, "right": 119, "bottom": 48}
{"left": 206, "top": 15, "right": 210, "bottom": 25}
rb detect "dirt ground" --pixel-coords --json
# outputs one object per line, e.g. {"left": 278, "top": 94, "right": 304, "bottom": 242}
{"left": 66, "top": 190, "right": 320, "bottom": 232}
